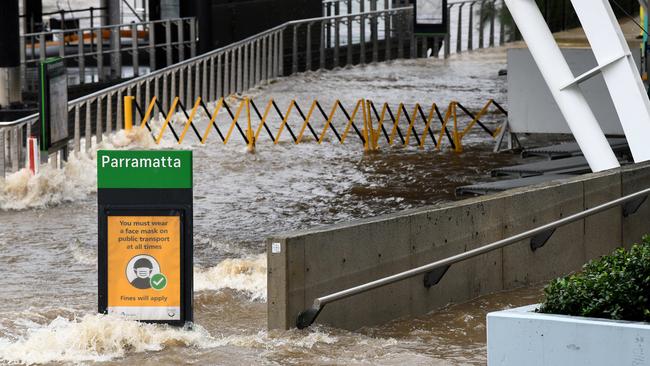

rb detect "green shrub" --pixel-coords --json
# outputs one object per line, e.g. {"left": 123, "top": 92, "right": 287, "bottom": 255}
{"left": 538, "top": 236, "right": 650, "bottom": 322}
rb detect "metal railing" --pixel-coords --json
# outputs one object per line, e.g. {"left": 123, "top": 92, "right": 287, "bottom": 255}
{"left": 20, "top": 17, "right": 197, "bottom": 90}
{"left": 1, "top": 2, "right": 513, "bottom": 178}
{"left": 295, "top": 186, "right": 650, "bottom": 328}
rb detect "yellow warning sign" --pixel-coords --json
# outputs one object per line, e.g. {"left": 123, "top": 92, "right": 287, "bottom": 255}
{"left": 107, "top": 215, "right": 181, "bottom": 320}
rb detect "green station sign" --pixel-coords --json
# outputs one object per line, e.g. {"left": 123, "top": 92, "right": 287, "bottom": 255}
{"left": 97, "top": 150, "right": 192, "bottom": 189}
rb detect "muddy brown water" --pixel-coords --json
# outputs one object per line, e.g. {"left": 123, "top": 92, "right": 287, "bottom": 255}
{"left": 0, "top": 47, "right": 553, "bottom": 365}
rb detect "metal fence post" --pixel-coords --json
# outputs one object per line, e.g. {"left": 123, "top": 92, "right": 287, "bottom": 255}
{"left": 478, "top": 0, "right": 485, "bottom": 48}
{"left": 468, "top": 3, "right": 474, "bottom": 51}
{"left": 261, "top": 38, "right": 267, "bottom": 82}
{"left": 131, "top": 23, "right": 139, "bottom": 77}
{"left": 96, "top": 97, "right": 103, "bottom": 143}
{"left": 209, "top": 56, "right": 216, "bottom": 100}
{"left": 111, "top": 26, "right": 122, "bottom": 79}
{"left": 237, "top": 46, "right": 243, "bottom": 92}
{"left": 85, "top": 100, "right": 92, "bottom": 152}
{"left": 0, "top": 129, "right": 4, "bottom": 178}
{"left": 320, "top": 21, "right": 326, "bottom": 69}
{"left": 74, "top": 105, "right": 80, "bottom": 153}
{"left": 149, "top": 21, "right": 156, "bottom": 71}
{"left": 96, "top": 28, "right": 104, "bottom": 81}
{"left": 489, "top": 0, "right": 495, "bottom": 47}
{"left": 292, "top": 25, "right": 299, "bottom": 74}
{"left": 334, "top": 18, "right": 340, "bottom": 67}
{"left": 361, "top": 14, "right": 367, "bottom": 64}
{"left": 203, "top": 59, "right": 209, "bottom": 99}
{"left": 277, "top": 30, "right": 283, "bottom": 77}
{"left": 165, "top": 20, "right": 173, "bottom": 66}
{"left": 178, "top": 19, "right": 185, "bottom": 61}
{"left": 106, "top": 93, "right": 112, "bottom": 135}
{"left": 190, "top": 18, "right": 197, "bottom": 58}
{"left": 78, "top": 29, "right": 85, "bottom": 83}
{"left": 306, "top": 23, "right": 312, "bottom": 71}
{"left": 457, "top": 4, "right": 464, "bottom": 53}
{"left": 117, "top": 89, "right": 123, "bottom": 130}
{"left": 218, "top": 52, "right": 224, "bottom": 97}
{"left": 230, "top": 49, "right": 236, "bottom": 91}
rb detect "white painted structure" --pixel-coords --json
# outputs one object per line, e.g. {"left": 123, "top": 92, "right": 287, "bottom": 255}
{"left": 571, "top": 0, "right": 650, "bottom": 163}
{"left": 504, "top": 0, "right": 619, "bottom": 172}
{"left": 507, "top": 47, "right": 641, "bottom": 136}
{"left": 487, "top": 305, "right": 650, "bottom": 366}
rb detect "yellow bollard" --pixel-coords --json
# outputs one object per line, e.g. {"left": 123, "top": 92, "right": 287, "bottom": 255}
{"left": 124, "top": 96, "right": 134, "bottom": 131}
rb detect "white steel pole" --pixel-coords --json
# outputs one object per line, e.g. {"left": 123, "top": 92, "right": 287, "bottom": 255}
{"left": 504, "top": 0, "right": 619, "bottom": 172}
{"left": 571, "top": 0, "right": 650, "bottom": 163}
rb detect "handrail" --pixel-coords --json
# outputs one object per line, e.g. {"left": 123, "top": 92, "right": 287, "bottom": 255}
{"left": 295, "top": 186, "right": 650, "bottom": 328}
{"left": 1, "top": 6, "right": 412, "bottom": 129}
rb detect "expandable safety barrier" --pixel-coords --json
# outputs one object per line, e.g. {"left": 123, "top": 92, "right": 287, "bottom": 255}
{"left": 124, "top": 96, "right": 507, "bottom": 152}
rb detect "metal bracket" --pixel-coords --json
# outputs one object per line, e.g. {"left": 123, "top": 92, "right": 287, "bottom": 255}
{"left": 296, "top": 306, "right": 322, "bottom": 329}
{"left": 623, "top": 195, "right": 648, "bottom": 217}
{"left": 530, "top": 228, "right": 556, "bottom": 252}
{"left": 423, "top": 265, "right": 450, "bottom": 288}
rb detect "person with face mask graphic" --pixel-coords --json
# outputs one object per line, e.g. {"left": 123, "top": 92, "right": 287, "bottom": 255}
{"left": 131, "top": 258, "right": 154, "bottom": 289}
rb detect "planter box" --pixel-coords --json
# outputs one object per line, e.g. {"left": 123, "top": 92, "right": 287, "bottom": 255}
{"left": 487, "top": 305, "right": 650, "bottom": 366}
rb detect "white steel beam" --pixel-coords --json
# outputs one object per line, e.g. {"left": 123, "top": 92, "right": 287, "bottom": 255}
{"left": 571, "top": 0, "right": 650, "bottom": 163}
{"left": 504, "top": 0, "right": 619, "bottom": 172}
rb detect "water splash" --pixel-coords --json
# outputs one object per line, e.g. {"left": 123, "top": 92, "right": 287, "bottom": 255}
{"left": 194, "top": 254, "right": 267, "bottom": 301}
{"left": 0, "top": 314, "right": 216, "bottom": 365}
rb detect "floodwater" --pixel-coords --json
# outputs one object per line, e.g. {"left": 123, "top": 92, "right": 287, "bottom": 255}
{"left": 0, "top": 46, "right": 545, "bottom": 365}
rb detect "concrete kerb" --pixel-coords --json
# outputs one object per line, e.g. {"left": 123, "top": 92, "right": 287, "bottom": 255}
{"left": 267, "top": 164, "right": 650, "bottom": 330}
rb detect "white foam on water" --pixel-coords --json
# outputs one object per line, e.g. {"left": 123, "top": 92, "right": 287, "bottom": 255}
{"left": 0, "top": 314, "right": 216, "bottom": 365}
{"left": 193, "top": 254, "right": 267, "bottom": 301}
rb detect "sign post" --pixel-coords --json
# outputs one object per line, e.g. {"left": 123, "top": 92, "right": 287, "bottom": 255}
{"left": 97, "top": 150, "right": 193, "bottom": 325}
{"left": 38, "top": 57, "right": 69, "bottom": 164}
{"left": 414, "top": 0, "right": 449, "bottom": 36}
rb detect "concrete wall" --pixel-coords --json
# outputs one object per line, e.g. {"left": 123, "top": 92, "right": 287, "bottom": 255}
{"left": 507, "top": 47, "right": 640, "bottom": 135}
{"left": 267, "top": 162, "right": 650, "bottom": 330}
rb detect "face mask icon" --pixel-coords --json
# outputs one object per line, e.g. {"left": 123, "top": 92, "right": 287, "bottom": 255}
{"left": 136, "top": 267, "right": 151, "bottom": 279}
{"left": 127, "top": 256, "right": 159, "bottom": 289}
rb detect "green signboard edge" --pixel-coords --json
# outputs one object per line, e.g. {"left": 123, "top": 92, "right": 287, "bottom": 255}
{"left": 97, "top": 150, "right": 193, "bottom": 189}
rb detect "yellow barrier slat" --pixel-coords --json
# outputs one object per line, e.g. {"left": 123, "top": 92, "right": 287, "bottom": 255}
{"left": 155, "top": 96, "right": 179, "bottom": 144}
{"left": 388, "top": 103, "right": 404, "bottom": 146}
{"left": 178, "top": 97, "right": 202, "bottom": 144}
{"left": 436, "top": 103, "right": 453, "bottom": 151}
{"left": 139, "top": 96, "right": 157, "bottom": 129}
{"left": 318, "top": 101, "right": 339, "bottom": 144}
{"left": 296, "top": 100, "right": 318, "bottom": 143}
{"left": 274, "top": 101, "right": 296, "bottom": 144}
{"left": 371, "top": 102, "right": 388, "bottom": 149}
{"left": 200, "top": 98, "right": 224, "bottom": 144}
{"left": 419, "top": 103, "right": 437, "bottom": 149}
{"left": 404, "top": 104, "right": 420, "bottom": 146}
{"left": 224, "top": 99, "right": 247, "bottom": 144}
{"left": 460, "top": 99, "right": 492, "bottom": 137}
{"left": 339, "top": 99, "right": 361, "bottom": 144}
{"left": 254, "top": 99, "right": 274, "bottom": 140}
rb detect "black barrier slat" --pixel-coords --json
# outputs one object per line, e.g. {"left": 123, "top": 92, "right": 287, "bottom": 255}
{"left": 336, "top": 101, "right": 365, "bottom": 144}
{"left": 177, "top": 100, "right": 203, "bottom": 142}
{"left": 293, "top": 102, "right": 320, "bottom": 141}
{"left": 456, "top": 102, "right": 494, "bottom": 136}
{"left": 199, "top": 99, "right": 225, "bottom": 142}
{"left": 271, "top": 100, "right": 297, "bottom": 143}
{"left": 369, "top": 101, "right": 390, "bottom": 143}
{"left": 492, "top": 100, "right": 509, "bottom": 116}
{"left": 400, "top": 104, "right": 420, "bottom": 146}
{"left": 434, "top": 104, "right": 456, "bottom": 150}
{"left": 315, "top": 101, "right": 341, "bottom": 142}
{"left": 249, "top": 100, "right": 276, "bottom": 141}
{"left": 416, "top": 104, "right": 437, "bottom": 146}
{"left": 222, "top": 100, "right": 250, "bottom": 144}
{"left": 384, "top": 105, "right": 405, "bottom": 144}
